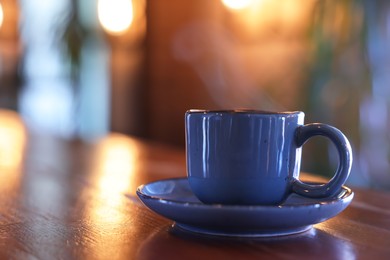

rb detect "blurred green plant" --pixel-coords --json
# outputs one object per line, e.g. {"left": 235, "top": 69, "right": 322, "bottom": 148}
{"left": 57, "top": 0, "right": 91, "bottom": 86}
{"left": 301, "top": 0, "right": 371, "bottom": 177}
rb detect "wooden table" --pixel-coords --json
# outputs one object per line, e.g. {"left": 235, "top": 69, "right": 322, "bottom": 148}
{"left": 1, "top": 132, "right": 390, "bottom": 259}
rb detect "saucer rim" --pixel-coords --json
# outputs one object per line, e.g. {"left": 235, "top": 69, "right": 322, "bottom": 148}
{"left": 136, "top": 177, "right": 354, "bottom": 209}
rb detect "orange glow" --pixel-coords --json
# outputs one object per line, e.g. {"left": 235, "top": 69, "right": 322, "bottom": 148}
{"left": 0, "top": 110, "right": 26, "bottom": 192}
{"left": 98, "top": 0, "right": 133, "bottom": 35}
{"left": 222, "top": 0, "right": 256, "bottom": 10}
{"left": 86, "top": 134, "right": 141, "bottom": 256}
{"left": 90, "top": 133, "right": 140, "bottom": 224}
{"left": 0, "top": 109, "right": 26, "bottom": 170}
{"left": 0, "top": 3, "right": 3, "bottom": 29}
{"left": 220, "top": 0, "right": 313, "bottom": 32}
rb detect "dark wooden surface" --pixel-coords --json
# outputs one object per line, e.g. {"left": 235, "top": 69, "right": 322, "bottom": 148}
{"left": 1, "top": 133, "right": 390, "bottom": 259}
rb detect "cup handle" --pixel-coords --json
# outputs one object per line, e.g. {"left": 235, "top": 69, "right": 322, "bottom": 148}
{"left": 292, "top": 123, "right": 353, "bottom": 198}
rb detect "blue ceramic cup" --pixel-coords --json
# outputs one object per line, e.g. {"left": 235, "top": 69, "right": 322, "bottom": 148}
{"left": 185, "top": 110, "right": 352, "bottom": 205}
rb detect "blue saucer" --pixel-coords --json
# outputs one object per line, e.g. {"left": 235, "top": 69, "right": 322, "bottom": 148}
{"left": 136, "top": 178, "right": 354, "bottom": 237}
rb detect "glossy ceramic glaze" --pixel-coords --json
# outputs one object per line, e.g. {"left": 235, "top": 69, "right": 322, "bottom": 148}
{"left": 136, "top": 178, "right": 354, "bottom": 237}
{"left": 185, "top": 110, "right": 352, "bottom": 205}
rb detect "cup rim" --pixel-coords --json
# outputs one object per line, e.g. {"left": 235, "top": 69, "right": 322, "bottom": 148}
{"left": 186, "top": 109, "right": 303, "bottom": 116}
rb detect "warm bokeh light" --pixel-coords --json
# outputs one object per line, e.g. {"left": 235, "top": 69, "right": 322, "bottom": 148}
{"left": 81, "top": 133, "right": 142, "bottom": 259}
{"left": 97, "top": 135, "right": 137, "bottom": 197}
{"left": 98, "top": 0, "right": 133, "bottom": 35}
{"left": 221, "top": 0, "right": 255, "bottom": 10}
{"left": 91, "top": 133, "right": 140, "bottom": 224}
{"left": 222, "top": 0, "right": 306, "bottom": 28}
{"left": 87, "top": 134, "right": 140, "bottom": 256}
{"left": 0, "top": 110, "right": 26, "bottom": 192}
{"left": 0, "top": 3, "right": 3, "bottom": 29}
{"left": 0, "top": 109, "right": 27, "bottom": 169}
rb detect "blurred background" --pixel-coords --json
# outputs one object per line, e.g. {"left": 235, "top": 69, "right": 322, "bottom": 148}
{"left": 0, "top": 0, "right": 389, "bottom": 189}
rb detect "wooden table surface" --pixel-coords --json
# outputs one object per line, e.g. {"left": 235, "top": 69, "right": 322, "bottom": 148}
{"left": 1, "top": 130, "right": 390, "bottom": 259}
